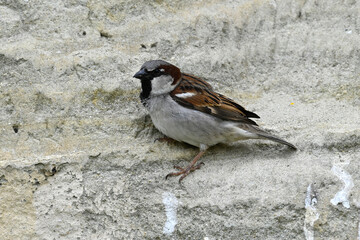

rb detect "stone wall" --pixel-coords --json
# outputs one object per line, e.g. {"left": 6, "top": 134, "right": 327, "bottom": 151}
{"left": 0, "top": 0, "right": 359, "bottom": 239}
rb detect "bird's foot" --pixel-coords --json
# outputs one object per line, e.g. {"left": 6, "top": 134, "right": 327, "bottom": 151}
{"left": 165, "top": 162, "right": 204, "bottom": 183}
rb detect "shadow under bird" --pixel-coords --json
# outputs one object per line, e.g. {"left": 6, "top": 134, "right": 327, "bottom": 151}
{"left": 133, "top": 60, "right": 296, "bottom": 182}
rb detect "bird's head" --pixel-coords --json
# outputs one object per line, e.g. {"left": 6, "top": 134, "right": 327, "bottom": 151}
{"left": 133, "top": 60, "right": 181, "bottom": 97}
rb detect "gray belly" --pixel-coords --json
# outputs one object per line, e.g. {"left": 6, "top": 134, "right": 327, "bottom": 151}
{"left": 147, "top": 95, "right": 228, "bottom": 147}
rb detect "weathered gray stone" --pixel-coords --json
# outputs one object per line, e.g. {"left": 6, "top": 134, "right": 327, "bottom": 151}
{"left": 0, "top": 0, "right": 359, "bottom": 239}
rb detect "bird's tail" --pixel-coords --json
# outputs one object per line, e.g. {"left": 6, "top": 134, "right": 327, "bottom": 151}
{"left": 239, "top": 124, "right": 297, "bottom": 150}
{"left": 256, "top": 131, "right": 297, "bottom": 150}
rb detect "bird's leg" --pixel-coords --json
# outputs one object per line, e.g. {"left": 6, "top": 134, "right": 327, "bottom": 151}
{"left": 165, "top": 149, "right": 206, "bottom": 183}
{"left": 173, "top": 163, "right": 204, "bottom": 171}
{"left": 154, "top": 136, "right": 176, "bottom": 144}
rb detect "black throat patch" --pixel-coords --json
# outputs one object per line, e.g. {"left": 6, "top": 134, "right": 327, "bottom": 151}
{"left": 140, "top": 79, "right": 151, "bottom": 106}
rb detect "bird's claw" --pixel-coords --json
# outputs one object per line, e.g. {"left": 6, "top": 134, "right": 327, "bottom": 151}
{"left": 165, "top": 162, "right": 205, "bottom": 182}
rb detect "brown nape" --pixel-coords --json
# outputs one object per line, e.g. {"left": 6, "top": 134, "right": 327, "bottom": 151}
{"left": 161, "top": 64, "right": 181, "bottom": 85}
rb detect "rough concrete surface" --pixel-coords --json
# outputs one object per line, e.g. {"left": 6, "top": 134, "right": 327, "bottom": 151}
{"left": 0, "top": 0, "right": 359, "bottom": 239}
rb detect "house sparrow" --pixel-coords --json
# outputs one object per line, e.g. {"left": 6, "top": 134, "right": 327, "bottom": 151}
{"left": 133, "top": 60, "right": 296, "bottom": 182}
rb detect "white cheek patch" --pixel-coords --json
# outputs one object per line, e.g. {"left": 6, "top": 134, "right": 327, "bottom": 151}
{"left": 175, "top": 92, "right": 196, "bottom": 98}
{"left": 151, "top": 75, "right": 177, "bottom": 95}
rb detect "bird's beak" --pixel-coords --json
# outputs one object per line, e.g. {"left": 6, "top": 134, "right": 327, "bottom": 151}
{"left": 133, "top": 69, "right": 146, "bottom": 79}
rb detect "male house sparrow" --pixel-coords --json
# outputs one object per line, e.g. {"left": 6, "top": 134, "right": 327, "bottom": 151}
{"left": 134, "top": 60, "right": 296, "bottom": 182}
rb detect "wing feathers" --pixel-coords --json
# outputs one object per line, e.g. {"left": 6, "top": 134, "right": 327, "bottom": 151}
{"left": 170, "top": 73, "right": 259, "bottom": 125}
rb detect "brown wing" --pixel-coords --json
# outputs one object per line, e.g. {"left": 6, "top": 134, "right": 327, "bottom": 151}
{"left": 170, "top": 73, "right": 260, "bottom": 125}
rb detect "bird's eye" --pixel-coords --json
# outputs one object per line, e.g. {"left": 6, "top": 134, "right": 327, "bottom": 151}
{"left": 149, "top": 68, "right": 165, "bottom": 77}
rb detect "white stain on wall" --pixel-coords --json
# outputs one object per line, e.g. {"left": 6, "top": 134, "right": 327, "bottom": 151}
{"left": 355, "top": 201, "right": 360, "bottom": 240}
{"left": 304, "top": 184, "right": 319, "bottom": 240}
{"left": 330, "top": 162, "right": 354, "bottom": 208}
{"left": 162, "top": 192, "right": 179, "bottom": 235}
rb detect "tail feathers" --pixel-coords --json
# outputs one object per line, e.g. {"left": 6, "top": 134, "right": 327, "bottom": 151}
{"left": 256, "top": 132, "right": 297, "bottom": 150}
{"left": 235, "top": 123, "right": 297, "bottom": 150}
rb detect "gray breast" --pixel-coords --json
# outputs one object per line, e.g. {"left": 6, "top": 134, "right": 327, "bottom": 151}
{"left": 147, "top": 95, "right": 228, "bottom": 147}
